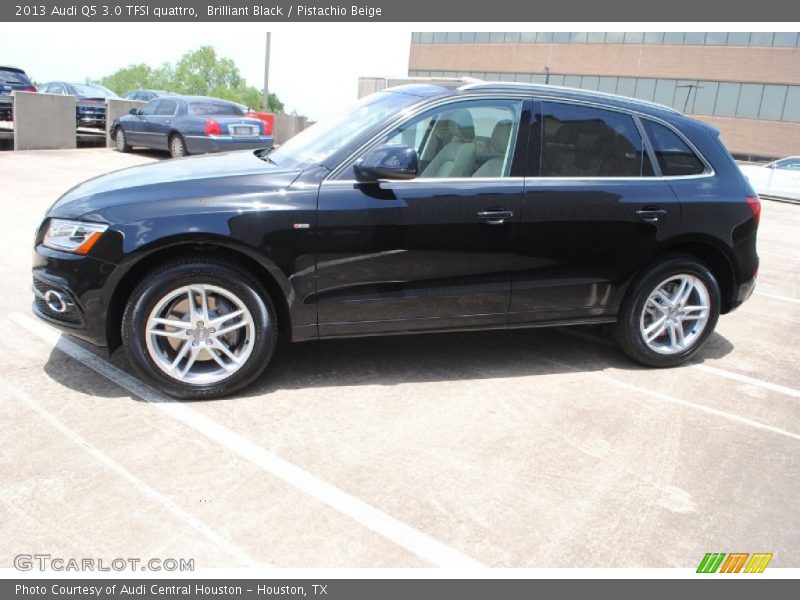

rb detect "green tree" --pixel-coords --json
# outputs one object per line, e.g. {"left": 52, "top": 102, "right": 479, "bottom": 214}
{"left": 97, "top": 46, "right": 284, "bottom": 113}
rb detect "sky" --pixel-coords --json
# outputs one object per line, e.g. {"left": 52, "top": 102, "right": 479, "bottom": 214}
{"left": 0, "top": 23, "right": 412, "bottom": 121}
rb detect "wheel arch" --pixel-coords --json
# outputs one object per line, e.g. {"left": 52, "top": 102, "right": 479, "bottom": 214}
{"left": 618, "top": 237, "right": 738, "bottom": 315}
{"left": 105, "top": 239, "right": 294, "bottom": 352}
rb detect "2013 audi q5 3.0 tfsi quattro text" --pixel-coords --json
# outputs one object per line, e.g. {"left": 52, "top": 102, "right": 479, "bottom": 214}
{"left": 32, "top": 82, "right": 760, "bottom": 398}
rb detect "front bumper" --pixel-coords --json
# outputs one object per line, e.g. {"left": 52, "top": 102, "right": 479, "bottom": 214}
{"left": 31, "top": 244, "right": 115, "bottom": 347}
{"left": 184, "top": 135, "right": 274, "bottom": 155}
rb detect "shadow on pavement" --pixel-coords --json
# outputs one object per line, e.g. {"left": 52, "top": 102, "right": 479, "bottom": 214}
{"left": 42, "top": 325, "right": 735, "bottom": 402}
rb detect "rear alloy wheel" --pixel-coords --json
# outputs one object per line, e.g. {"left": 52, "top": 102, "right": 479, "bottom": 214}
{"left": 614, "top": 256, "right": 720, "bottom": 367}
{"left": 169, "top": 134, "right": 187, "bottom": 158}
{"left": 115, "top": 128, "right": 131, "bottom": 152}
{"left": 122, "top": 260, "right": 277, "bottom": 398}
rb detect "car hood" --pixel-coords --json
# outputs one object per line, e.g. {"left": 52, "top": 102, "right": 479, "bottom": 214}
{"left": 49, "top": 150, "right": 303, "bottom": 219}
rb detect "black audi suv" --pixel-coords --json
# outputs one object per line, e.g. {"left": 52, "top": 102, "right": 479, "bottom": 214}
{"left": 32, "top": 82, "right": 760, "bottom": 398}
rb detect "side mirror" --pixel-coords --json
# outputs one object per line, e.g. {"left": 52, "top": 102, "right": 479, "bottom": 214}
{"left": 354, "top": 144, "right": 418, "bottom": 181}
{"left": 128, "top": 107, "right": 139, "bottom": 115}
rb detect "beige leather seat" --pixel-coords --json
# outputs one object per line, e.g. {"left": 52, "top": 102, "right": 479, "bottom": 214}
{"left": 472, "top": 120, "right": 513, "bottom": 177}
{"left": 420, "top": 110, "right": 477, "bottom": 178}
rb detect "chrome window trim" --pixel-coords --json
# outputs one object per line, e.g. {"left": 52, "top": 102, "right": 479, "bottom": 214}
{"left": 327, "top": 92, "right": 715, "bottom": 183}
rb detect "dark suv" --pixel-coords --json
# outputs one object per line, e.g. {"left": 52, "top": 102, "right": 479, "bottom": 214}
{"left": 32, "top": 82, "right": 760, "bottom": 398}
{"left": 0, "top": 66, "right": 36, "bottom": 120}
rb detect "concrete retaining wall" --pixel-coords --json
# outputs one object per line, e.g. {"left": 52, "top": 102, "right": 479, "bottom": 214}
{"left": 105, "top": 99, "right": 145, "bottom": 147}
{"left": 273, "top": 114, "right": 313, "bottom": 145}
{"left": 13, "top": 92, "right": 76, "bottom": 151}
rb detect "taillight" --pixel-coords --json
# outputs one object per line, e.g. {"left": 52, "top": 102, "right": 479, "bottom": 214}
{"left": 204, "top": 119, "right": 222, "bottom": 136}
{"left": 746, "top": 195, "right": 761, "bottom": 226}
{"left": 22, "top": 85, "right": 36, "bottom": 92}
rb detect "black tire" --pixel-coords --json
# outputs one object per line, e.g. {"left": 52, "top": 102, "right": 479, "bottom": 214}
{"left": 169, "top": 133, "right": 188, "bottom": 159}
{"left": 613, "top": 255, "right": 721, "bottom": 368}
{"left": 121, "top": 260, "right": 278, "bottom": 399}
{"left": 115, "top": 127, "right": 131, "bottom": 152}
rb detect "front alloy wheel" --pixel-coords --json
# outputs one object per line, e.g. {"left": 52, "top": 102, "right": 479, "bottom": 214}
{"left": 122, "top": 260, "right": 277, "bottom": 398}
{"left": 145, "top": 284, "right": 256, "bottom": 384}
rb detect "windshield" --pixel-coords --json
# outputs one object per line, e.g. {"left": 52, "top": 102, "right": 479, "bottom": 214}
{"left": 70, "top": 84, "right": 118, "bottom": 98}
{"left": 266, "top": 91, "right": 422, "bottom": 169}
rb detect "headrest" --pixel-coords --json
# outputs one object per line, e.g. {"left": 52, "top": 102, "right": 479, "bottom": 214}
{"left": 491, "top": 120, "right": 513, "bottom": 153}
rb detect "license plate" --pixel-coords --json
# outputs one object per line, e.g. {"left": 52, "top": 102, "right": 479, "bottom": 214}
{"left": 230, "top": 125, "right": 257, "bottom": 137}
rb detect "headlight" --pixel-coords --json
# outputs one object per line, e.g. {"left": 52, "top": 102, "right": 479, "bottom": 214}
{"left": 43, "top": 219, "right": 108, "bottom": 254}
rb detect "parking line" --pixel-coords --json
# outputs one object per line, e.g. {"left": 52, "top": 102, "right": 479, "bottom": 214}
{"left": 556, "top": 327, "right": 800, "bottom": 401}
{"left": 691, "top": 364, "right": 800, "bottom": 400}
{"left": 590, "top": 374, "right": 800, "bottom": 442}
{"left": 0, "top": 374, "right": 262, "bottom": 568}
{"left": 754, "top": 291, "right": 800, "bottom": 304}
{"left": 8, "top": 312, "right": 484, "bottom": 569}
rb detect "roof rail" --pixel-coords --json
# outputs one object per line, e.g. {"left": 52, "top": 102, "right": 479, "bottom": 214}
{"left": 457, "top": 80, "right": 682, "bottom": 114}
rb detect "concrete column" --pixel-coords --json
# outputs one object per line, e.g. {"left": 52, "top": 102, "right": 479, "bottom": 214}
{"left": 105, "top": 99, "right": 145, "bottom": 147}
{"left": 13, "top": 92, "right": 76, "bottom": 151}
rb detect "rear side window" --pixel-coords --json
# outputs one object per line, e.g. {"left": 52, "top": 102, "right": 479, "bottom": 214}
{"left": 188, "top": 102, "right": 243, "bottom": 116}
{"left": 540, "top": 102, "right": 652, "bottom": 177}
{"left": 155, "top": 100, "right": 177, "bottom": 116}
{"left": 139, "top": 99, "right": 160, "bottom": 116}
{"left": 641, "top": 120, "right": 706, "bottom": 176}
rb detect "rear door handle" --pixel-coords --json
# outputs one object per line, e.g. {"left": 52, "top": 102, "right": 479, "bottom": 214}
{"left": 476, "top": 210, "right": 514, "bottom": 225}
{"left": 636, "top": 207, "right": 668, "bottom": 222}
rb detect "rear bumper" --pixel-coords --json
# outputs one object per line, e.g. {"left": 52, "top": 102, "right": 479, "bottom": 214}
{"left": 184, "top": 135, "right": 274, "bottom": 155}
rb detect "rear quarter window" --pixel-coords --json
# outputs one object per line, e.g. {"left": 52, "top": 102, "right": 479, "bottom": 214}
{"left": 642, "top": 120, "right": 707, "bottom": 176}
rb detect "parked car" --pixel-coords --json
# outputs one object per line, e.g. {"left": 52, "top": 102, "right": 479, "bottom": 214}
{"left": 110, "top": 96, "right": 273, "bottom": 158}
{"left": 123, "top": 89, "right": 177, "bottom": 102}
{"left": 39, "top": 81, "right": 118, "bottom": 129}
{"left": 739, "top": 157, "right": 800, "bottom": 202}
{"left": 0, "top": 65, "right": 36, "bottom": 121}
{"left": 32, "top": 82, "right": 760, "bottom": 398}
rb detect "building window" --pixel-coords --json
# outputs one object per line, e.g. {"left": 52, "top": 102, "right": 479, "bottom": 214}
{"left": 727, "top": 32, "right": 751, "bottom": 46}
{"left": 433, "top": 32, "right": 447, "bottom": 43}
{"left": 715, "top": 83, "right": 741, "bottom": 117}
{"left": 446, "top": 32, "right": 461, "bottom": 43}
{"left": 553, "top": 32, "right": 572, "bottom": 43}
{"left": 783, "top": 87, "right": 800, "bottom": 121}
{"left": 475, "top": 32, "right": 491, "bottom": 43}
{"left": 692, "top": 81, "right": 719, "bottom": 115}
{"left": 759, "top": 85, "right": 787, "bottom": 120}
{"left": 623, "top": 32, "right": 644, "bottom": 44}
{"left": 662, "top": 32, "right": 685, "bottom": 44}
{"left": 736, "top": 84, "right": 764, "bottom": 118}
{"left": 587, "top": 32, "right": 606, "bottom": 43}
{"left": 749, "top": 32, "right": 774, "bottom": 46}
{"left": 773, "top": 32, "right": 799, "bottom": 47}
{"left": 684, "top": 32, "right": 706, "bottom": 45}
{"left": 704, "top": 32, "right": 728, "bottom": 45}
{"left": 634, "top": 79, "right": 657, "bottom": 102}
{"left": 605, "top": 32, "right": 625, "bottom": 44}
{"left": 643, "top": 32, "right": 664, "bottom": 44}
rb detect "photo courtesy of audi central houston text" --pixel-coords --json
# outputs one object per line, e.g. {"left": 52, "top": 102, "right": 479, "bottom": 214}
{"left": 1, "top": 5, "right": 799, "bottom": 591}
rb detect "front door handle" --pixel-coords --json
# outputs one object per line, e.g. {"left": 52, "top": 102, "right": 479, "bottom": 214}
{"left": 477, "top": 210, "right": 514, "bottom": 225}
{"left": 636, "top": 207, "right": 668, "bottom": 222}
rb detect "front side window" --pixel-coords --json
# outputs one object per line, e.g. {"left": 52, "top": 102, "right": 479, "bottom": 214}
{"left": 381, "top": 100, "right": 522, "bottom": 178}
{"left": 641, "top": 119, "right": 706, "bottom": 176}
{"left": 138, "top": 99, "right": 160, "bottom": 116}
{"left": 539, "top": 102, "right": 652, "bottom": 177}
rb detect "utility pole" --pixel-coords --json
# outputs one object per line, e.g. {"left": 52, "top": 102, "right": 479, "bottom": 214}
{"left": 263, "top": 32, "right": 271, "bottom": 112}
